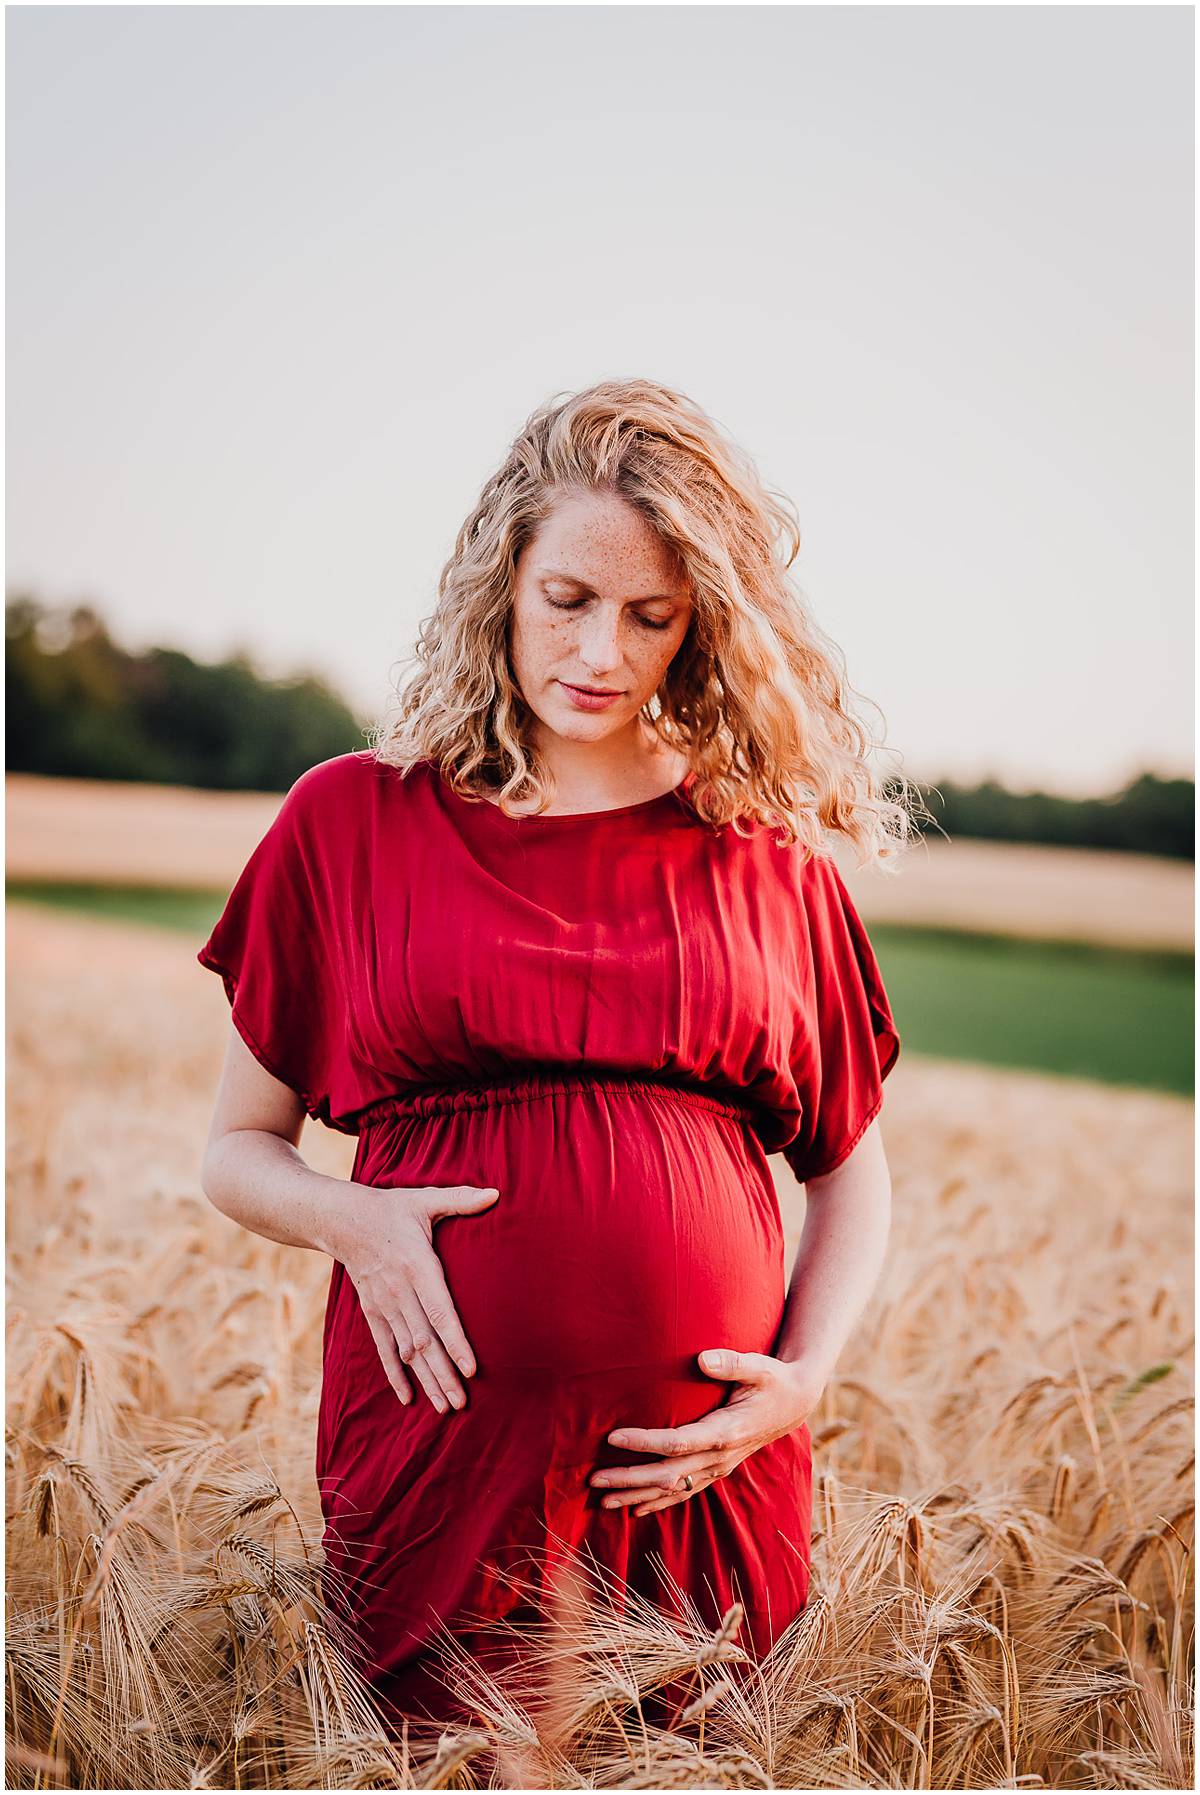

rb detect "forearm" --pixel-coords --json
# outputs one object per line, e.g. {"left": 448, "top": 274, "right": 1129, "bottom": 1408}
{"left": 200, "top": 1129, "right": 358, "bottom": 1260}
{"left": 772, "top": 1132, "right": 893, "bottom": 1380}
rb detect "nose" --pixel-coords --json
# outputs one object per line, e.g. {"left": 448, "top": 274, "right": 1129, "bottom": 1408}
{"left": 576, "top": 605, "right": 623, "bottom": 676}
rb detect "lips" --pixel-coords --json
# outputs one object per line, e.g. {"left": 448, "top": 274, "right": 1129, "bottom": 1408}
{"left": 559, "top": 680, "right": 626, "bottom": 711}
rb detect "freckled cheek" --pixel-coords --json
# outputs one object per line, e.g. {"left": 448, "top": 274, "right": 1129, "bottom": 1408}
{"left": 642, "top": 633, "right": 683, "bottom": 676}
{"left": 540, "top": 620, "right": 574, "bottom": 661}
{"left": 514, "top": 615, "right": 569, "bottom": 667}
{"left": 519, "top": 624, "right": 579, "bottom": 691}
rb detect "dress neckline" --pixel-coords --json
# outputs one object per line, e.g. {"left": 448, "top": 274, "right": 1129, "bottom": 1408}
{"left": 441, "top": 767, "right": 696, "bottom": 824}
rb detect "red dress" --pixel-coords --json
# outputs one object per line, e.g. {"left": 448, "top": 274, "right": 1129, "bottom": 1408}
{"left": 197, "top": 751, "right": 900, "bottom": 1731}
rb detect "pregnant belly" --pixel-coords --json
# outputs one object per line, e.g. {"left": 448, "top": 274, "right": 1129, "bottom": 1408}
{"left": 316, "top": 1078, "right": 803, "bottom": 1645}
{"left": 342, "top": 1078, "right": 786, "bottom": 1391}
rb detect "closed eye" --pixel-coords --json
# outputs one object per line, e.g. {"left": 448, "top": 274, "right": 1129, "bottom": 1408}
{"left": 546, "top": 598, "right": 672, "bottom": 632}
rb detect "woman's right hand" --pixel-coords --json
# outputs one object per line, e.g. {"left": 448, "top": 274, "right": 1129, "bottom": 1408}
{"left": 333, "top": 1182, "right": 500, "bottom": 1414}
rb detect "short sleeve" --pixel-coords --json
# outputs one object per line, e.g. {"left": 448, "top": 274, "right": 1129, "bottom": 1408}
{"left": 782, "top": 853, "right": 901, "bottom": 1185}
{"left": 197, "top": 768, "right": 352, "bottom": 1133}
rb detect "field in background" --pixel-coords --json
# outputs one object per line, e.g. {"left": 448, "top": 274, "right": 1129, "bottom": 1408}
{"left": 6, "top": 771, "right": 1194, "bottom": 1094}
{"left": 6, "top": 771, "right": 1195, "bottom": 950}
{"left": 5, "top": 898, "right": 1192, "bottom": 1787}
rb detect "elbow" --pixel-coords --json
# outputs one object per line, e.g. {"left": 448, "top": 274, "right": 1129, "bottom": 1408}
{"left": 806, "top": 1117, "right": 893, "bottom": 1199}
{"left": 199, "top": 1133, "right": 235, "bottom": 1217}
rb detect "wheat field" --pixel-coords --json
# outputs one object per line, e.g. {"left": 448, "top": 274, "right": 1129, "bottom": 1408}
{"left": 5, "top": 898, "right": 1194, "bottom": 1789}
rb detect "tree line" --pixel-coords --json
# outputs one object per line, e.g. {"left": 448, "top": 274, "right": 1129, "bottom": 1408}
{"left": 6, "top": 596, "right": 364, "bottom": 794}
{"left": 6, "top": 596, "right": 1193, "bottom": 859}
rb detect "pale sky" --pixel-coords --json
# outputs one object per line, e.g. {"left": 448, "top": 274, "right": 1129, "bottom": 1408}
{"left": 6, "top": 5, "right": 1193, "bottom": 796}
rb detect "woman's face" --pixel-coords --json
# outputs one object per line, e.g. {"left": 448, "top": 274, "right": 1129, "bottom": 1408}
{"left": 509, "top": 489, "right": 693, "bottom": 747}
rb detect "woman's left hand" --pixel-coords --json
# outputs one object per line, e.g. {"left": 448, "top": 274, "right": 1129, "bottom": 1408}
{"left": 589, "top": 1350, "right": 826, "bottom": 1518}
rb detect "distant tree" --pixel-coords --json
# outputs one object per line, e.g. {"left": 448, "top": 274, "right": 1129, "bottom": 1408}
{"left": 917, "top": 771, "right": 1193, "bottom": 861}
{"left": 6, "top": 594, "right": 367, "bottom": 791}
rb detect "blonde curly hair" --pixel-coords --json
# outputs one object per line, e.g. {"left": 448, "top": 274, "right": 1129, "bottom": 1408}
{"left": 370, "top": 377, "right": 920, "bottom": 868}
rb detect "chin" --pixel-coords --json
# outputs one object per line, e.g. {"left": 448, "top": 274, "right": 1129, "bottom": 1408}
{"left": 548, "top": 698, "right": 628, "bottom": 734}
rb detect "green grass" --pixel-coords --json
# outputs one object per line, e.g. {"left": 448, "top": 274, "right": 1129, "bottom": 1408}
{"left": 7, "top": 880, "right": 229, "bottom": 934}
{"left": 871, "top": 923, "right": 1193, "bottom": 1096}
{"left": 7, "top": 883, "right": 1195, "bottom": 1098}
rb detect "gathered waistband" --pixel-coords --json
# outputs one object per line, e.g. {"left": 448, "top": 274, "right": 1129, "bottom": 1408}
{"left": 355, "top": 1071, "right": 757, "bottom": 1129}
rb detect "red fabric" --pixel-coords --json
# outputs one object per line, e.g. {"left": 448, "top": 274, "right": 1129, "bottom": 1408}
{"left": 197, "top": 751, "right": 900, "bottom": 1731}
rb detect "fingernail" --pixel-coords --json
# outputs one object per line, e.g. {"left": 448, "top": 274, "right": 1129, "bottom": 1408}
{"left": 457, "top": 1358, "right": 475, "bottom": 1377}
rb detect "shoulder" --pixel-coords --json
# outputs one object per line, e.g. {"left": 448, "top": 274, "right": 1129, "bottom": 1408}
{"left": 794, "top": 847, "right": 860, "bottom": 925}
{"left": 280, "top": 750, "right": 442, "bottom": 832}
{"left": 796, "top": 845, "right": 842, "bottom": 894}
{"left": 285, "top": 749, "right": 414, "bottom": 809}
{"left": 286, "top": 749, "right": 375, "bottom": 799}
{"left": 270, "top": 751, "right": 384, "bottom": 841}
{"left": 759, "top": 842, "right": 859, "bottom": 950}
{"left": 748, "top": 826, "right": 840, "bottom": 897}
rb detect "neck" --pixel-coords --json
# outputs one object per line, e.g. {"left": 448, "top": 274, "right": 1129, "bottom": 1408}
{"left": 528, "top": 721, "right": 687, "bottom": 810}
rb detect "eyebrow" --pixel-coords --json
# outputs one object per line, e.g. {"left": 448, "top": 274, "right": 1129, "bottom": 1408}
{"left": 535, "top": 568, "right": 684, "bottom": 604}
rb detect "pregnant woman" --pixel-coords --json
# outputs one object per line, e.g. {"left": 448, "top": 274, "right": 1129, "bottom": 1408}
{"left": 197, "top": 377, "right": 908, "bottom": 1737}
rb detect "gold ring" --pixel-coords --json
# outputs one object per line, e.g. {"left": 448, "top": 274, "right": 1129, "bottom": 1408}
{"left": 683, "top": 1474, "right": 694, "bottom": 1491}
